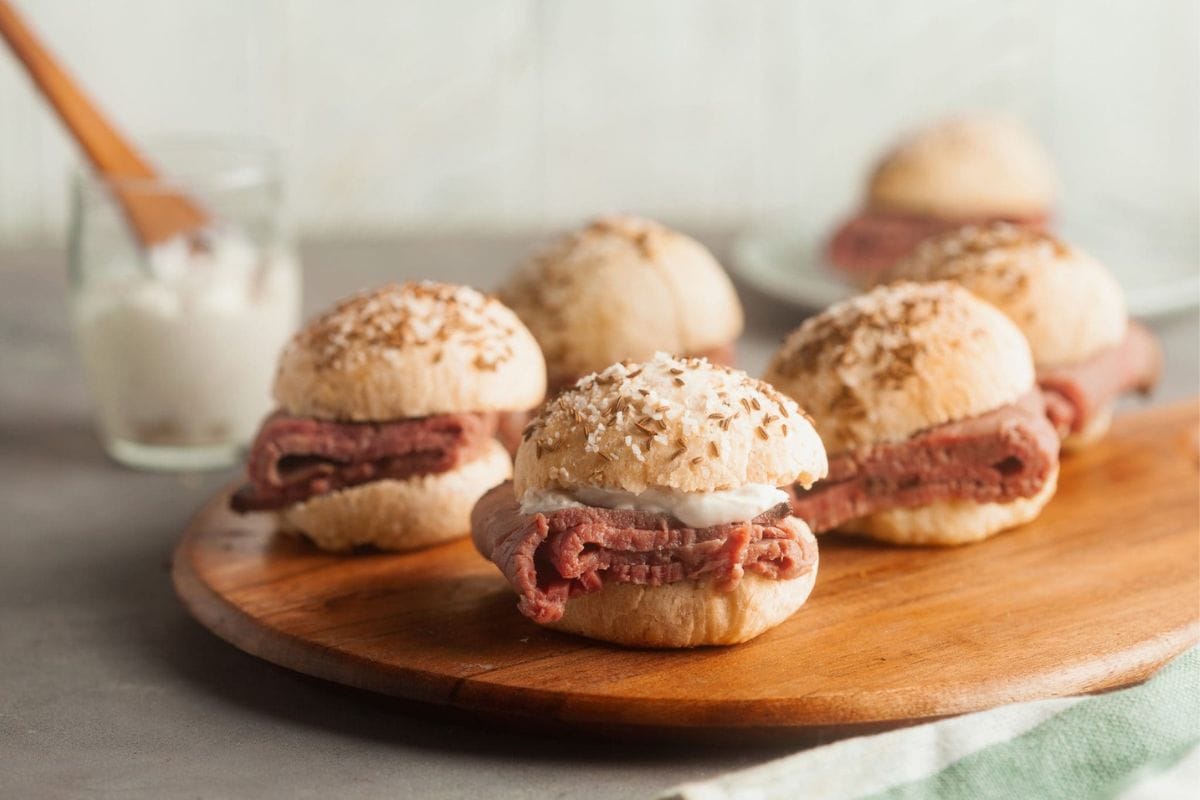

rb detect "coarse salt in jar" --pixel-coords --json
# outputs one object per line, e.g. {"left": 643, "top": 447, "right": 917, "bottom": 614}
{"left": 68, "top": 138, "right": 301, "bottom": 470}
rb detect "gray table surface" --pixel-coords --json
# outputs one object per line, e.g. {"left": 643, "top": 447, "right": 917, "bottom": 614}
{"left": 2, "top": 236, "right": 1197, "bottom": 800}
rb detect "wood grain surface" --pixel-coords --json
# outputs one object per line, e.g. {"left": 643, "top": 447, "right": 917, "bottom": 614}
{"left": 173, "top": 401, "right": 1200, "bottom": 736}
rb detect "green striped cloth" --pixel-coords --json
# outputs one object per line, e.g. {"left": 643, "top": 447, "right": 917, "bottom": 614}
{"left": 663, "top": 648, "right": 1199, "bottom": 800}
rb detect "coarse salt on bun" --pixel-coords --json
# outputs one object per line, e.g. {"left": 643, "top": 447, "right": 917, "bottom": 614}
{"left": 883, "top": 223, "right": 1127, "bottom": 368}
{"left": 867, "top": 115, "right": 1056, "bottom": 220}
{"left": 499, "top": 215, "right": 744, "bottom": 386}
{"left": 763, "top": 282, "right": 1034, "bottom": 454}
{"left": 515, "top": 352, "right": 827, "bottom": 497}
{"left": 274, "top": 281, "right": 546, "bottom": 421}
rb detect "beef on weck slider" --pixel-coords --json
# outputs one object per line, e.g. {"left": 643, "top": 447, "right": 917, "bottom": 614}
{"left": 471, "top": 353, "right": 828, "bottom": 648}
{"left": 881, "top": 223, "right": 1162, "bottom": 449}
{"left": 764, "top": 282, "right": 1060, "bottom": 545}
{"left": 231, "top": 281, "right": 545, "bottom": 552}
{"left": 827, "top": 115, "right": 1055, "bottom": 283}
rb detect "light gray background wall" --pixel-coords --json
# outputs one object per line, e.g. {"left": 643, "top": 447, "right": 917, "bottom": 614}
{"left": 0, "top": 0, "right": 1196, "bottom": 243}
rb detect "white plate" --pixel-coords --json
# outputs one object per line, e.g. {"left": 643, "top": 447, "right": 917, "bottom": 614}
{"left": 731, "top": 220, "right": 1200, "bottom": 318}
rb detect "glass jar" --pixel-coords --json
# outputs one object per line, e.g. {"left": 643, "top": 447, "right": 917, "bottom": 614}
{"left": 68, "top": 138, "right": 302, "bottom": 471}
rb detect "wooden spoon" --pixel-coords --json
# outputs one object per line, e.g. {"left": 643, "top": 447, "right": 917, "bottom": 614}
{"left": 0, "top": 0, "right": 209, "bottom": 247}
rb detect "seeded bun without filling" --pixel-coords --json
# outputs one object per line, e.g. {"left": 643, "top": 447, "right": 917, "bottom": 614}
{"left": 499, "top": 216, "right": 744, "bottom": 387}
{"left": 513, "top": 353, "right": 826, "bottom": 646}
{"left": 867, "top": 116, "right": 1056, "bottom": 220}
{"left": 271, "top": 282, "right": 543, "bottom": 551}
{"left": 764, "top": 282, "right": 1055, "bottom": 545}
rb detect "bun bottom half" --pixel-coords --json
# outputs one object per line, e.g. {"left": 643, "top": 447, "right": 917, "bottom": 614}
{"left": 278, "top": 439, "right": 511, "bottom": 552}
{"left": 840, "top": 464, "right": 1059, "bottom": 546}
{"left": 1062, "top": 406, "right": 1113, "bottom": 452}
{"left": 546, "top": 524, "right": 819, "bottom": 648}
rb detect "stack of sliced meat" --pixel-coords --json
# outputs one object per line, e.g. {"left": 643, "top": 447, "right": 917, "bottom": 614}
{"left": 231, "top": 411, "right": 498, "bottom": 512}
{"left": 789, "top": 392, "right": 1059, "bottom": 533}
{"left": 1038, "top": 322, "right": 1162, "bottom": 437}
{"left": 471, "top": 486, "right": 817, "bottom": 624}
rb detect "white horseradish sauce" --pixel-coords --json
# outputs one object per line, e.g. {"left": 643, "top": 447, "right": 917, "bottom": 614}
{"left": 519, "top": 483, "right": 789, "bottom": 528}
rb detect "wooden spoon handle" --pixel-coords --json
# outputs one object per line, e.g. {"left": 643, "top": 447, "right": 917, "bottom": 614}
{"left": 0, "top": 0, "right": 208, "bottom": 245}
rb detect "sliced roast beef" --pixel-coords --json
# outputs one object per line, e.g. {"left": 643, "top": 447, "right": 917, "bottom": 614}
{"left": 1038, "top": 322, "right": 1161, "bottom": 436}
{"left": 471, "top": 484, "right": 817, "bottom": 624}
{"left": 827, "top": 211, "right": 1047, "bottom": 278}
{"left": 231, "top": 411, "right": 498, "bottom": 512}
{"left": 789, "top": 391, "right": 1058, "bottom": 533}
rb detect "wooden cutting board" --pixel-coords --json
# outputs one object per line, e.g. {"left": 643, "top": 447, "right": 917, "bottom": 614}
{"left": 173, "top": 401, "right": 1200, "bottom": 737}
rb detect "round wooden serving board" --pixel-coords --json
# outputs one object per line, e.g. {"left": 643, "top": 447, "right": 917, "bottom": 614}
{"left": 174, "top": 402, "right": 1200, "bottom": 737}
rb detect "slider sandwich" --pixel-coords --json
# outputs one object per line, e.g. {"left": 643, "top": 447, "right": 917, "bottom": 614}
{"left": 881, "top": 223, "right": 1162, "bottom": 449}
{"left": 828, "top": 115, "right": 1055, "bottom": 282}
{"left": 765, "top": 282, "right": 1060, "bottom": 545}
{"left": 231, "top": 282, "right": 545, "bottom": 551}
{"left": 472, "top": 353, "right": 827, "bottom": 647}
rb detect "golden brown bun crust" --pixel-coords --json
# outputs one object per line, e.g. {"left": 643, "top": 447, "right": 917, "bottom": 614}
{"left": 764, "top": 282, "right": 1035, "bottom": 453}
{"left": 548, "top": 523, "right": 819, "bottom": 647}
{"left": 278, "top": 440, "right": 511, "bottom": 551}
{"left": 274, "top": 282, "right": 546, "bottom": 420}
{"left": 516, "top": 353, "right": 827, "bottom": 496}
{"left": 883, "top": 223, "right": 1128, "bottom": 368}
{"left": 867, "top": 116, "right": 1056, "bottom": 219}
{"left": 499, "top": 215, "right": 744, "bottom": 386}
{"left": 839, "top": 464, "right": 1058, "bottom": 545}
